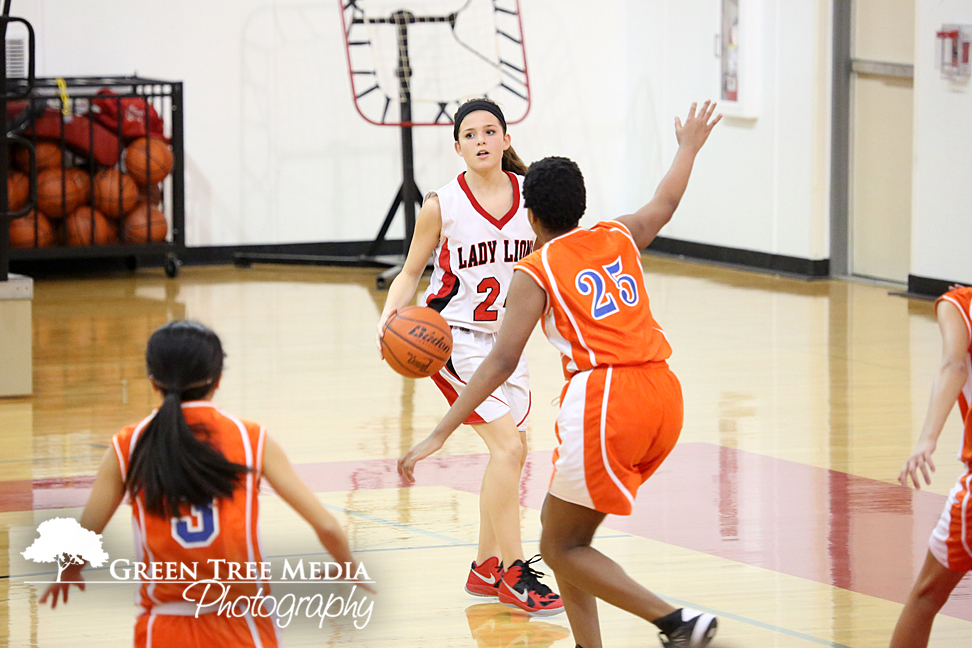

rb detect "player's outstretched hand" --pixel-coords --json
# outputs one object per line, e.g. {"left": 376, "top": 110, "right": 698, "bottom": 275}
{"left": 397, "top": 432, "right": 446, "bottom": 484}
{"left": 39, "top": 563, "right": 85, "bottom": 609}
{"left": 675, "top": 100, "right": 722, "bottom": 153}
{"left": 899, "top": 438, "right": 937, "bottom": 489}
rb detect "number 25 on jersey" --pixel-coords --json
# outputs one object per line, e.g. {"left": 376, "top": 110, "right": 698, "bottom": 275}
{"left": 575, "top": 256, "right": 639, "bottom": 320}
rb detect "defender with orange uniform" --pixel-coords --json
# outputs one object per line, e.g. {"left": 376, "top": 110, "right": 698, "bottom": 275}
{"left": 399, "top": 101, "right": 722, "bottom": 648}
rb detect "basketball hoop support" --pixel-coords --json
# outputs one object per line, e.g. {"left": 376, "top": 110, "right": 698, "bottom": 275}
{"left": 364, "top": 10, "right": 426, "bottom": 286}
{"left": 235, "top": 9, "right": 445, "bottom": 286}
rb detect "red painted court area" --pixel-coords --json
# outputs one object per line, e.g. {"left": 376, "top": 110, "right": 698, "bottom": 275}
{"left": 4, "top": 442, "right": 970, "bottom": 620}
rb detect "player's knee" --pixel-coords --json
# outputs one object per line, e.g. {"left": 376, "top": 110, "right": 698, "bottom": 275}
{"left": 912, "top": 577, "right": 953, "bottom": 610}
{"left": 490, "top": 434, "right": 524, "bottom": 466}
{"left": 539, "top": 528, "right": 566, "bottom": 567}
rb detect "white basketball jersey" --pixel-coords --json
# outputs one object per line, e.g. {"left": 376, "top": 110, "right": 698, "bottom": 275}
{"left": 424, "top": 172, "right": 536, "bottom": 334}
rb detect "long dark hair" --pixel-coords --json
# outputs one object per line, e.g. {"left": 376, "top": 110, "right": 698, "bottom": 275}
{"left": 126, "top": 321, "right": 249, "bottom": 517}
{"left": 454, "top": 97, "right": 528, "bottom": 176}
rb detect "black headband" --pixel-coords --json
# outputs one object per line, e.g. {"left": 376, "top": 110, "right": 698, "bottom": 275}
{"left": 453, "top": 100, "right": 506, "bottom": 141}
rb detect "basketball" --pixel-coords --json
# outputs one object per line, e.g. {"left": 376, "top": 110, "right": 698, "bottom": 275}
{"left": 8, "top": 211, "right": 55, "bottom": 248}
{"left": 125, "top": 137, "right": 173, "bottom": 185}
{"left": 66, "top": 206, "right": 113, "bottom": 246}
{"left": 122, "top": 204, "right": 168, "bottom": 243}
{"left": 15, "top": 141, "right": 63, "bottom": 173}
{"left": 381, "top": 306, "right": 453, "bottom": 378}
{"left": 93, "top": 169, "right": 139, "bottom": 218}
{"left": 37, "top": 167, "right": 90, "bottom": 218}
{"left": 8, "top": 170, "right": 29, "bottom": 211}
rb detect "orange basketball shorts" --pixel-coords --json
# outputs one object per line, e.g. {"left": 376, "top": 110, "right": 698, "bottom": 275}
{"left": 135, "top": 609, "right": 280, "bottom": 648}
{"left": 549, "top": 362, "right": 683, "bottom": 516}
{"left": 929, "top": 468, "right": 972, "bottom": 572}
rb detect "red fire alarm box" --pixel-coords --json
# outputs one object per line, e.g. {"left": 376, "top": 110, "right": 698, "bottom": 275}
{"left": 936, "top": 24, "right": 971, "bottom": 79}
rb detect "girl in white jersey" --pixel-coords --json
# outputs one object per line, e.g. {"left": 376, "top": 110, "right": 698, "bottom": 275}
{"left": 377, "top": 98, "right": 562, "bottom": 615}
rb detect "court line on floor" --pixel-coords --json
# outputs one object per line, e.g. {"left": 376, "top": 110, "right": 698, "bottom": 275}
{"left": 664, "top": 596, "right": 854, "bottom": 648}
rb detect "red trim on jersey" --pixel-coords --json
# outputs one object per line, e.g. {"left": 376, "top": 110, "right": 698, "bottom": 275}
{"left": 426, "top": 239, "right": 458, "bottom": 309}
{"left": 457, "top": 172, "right": 521, "bottom": 230}
{"left": 430, "top": 372, "right": 488, "bottom": 425}
{"left": 516, "top": 392, "right": 532, "bottom": 428}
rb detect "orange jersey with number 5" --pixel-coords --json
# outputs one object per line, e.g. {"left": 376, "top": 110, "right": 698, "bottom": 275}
{"left": 516, "top": 221, "right": 671, "bottom": 377}
{"left": 112, "top": 402, "right": 267, "bottom": 611}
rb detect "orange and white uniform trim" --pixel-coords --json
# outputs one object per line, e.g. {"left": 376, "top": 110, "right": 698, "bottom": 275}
{"left": 516, "top": 222, "right": 682, "bottom": 515}
{"left": 113, "top": 401, "right": 281, "bottom": 648}
{"left": 929, "top": 288, "right": 972, "bottom": 572}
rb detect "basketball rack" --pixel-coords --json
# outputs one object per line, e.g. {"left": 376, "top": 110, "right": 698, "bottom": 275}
{"left": 0, "top": 0, "right": 35, "bottom": 282}
{"left": 235, "top": 0, "right": 530, "bottom": 289}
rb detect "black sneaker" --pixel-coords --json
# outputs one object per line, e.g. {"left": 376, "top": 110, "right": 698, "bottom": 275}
{"left": 498, "top": 555, "right": 564, "bottom": 616}
{"left": 658, "top": 608, "right": 717, "bottom": 647}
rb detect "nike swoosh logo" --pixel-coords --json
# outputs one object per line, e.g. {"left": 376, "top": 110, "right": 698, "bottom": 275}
{"left": 504, "top": 581, "right": 529, "bottom": 603}
{"left": 472, "top": 571, "right": 497, "bottom": 585}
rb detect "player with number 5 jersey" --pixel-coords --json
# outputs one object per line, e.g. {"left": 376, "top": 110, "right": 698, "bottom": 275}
{"left": 39, "top": 321, "right": 370, "bottom": 648}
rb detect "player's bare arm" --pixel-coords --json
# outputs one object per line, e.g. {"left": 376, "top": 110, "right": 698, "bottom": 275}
{"left": 899, "top": 302, "right": 970, "bottom": 488}
{"left": 40, "top": 448, "right": 125, "bottom": 608}
{"left": 376, "top": 194, "right": 442, "bottom": 355}
{"left": 397, "top": 270, "right": 546, "bottom": 482}
{"left": 262, "top": 435, "right": 373, "bottom": 591}
{"left": 617, "top": 100, "right": 721, "bottom": 250}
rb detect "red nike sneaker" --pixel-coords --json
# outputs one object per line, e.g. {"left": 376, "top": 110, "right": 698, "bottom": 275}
{"left": 498, "top": 556, "right": 563, "bottom": 616}
{"left": 465, "top": 556, "right": 503, "bottom": 597}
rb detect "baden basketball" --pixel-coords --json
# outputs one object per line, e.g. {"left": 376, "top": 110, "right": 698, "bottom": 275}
{"left": 125, "top": 137, "right": 173, "bottom": 185}
{"left": 381, "top": 306, "right": 453, "bottom": 378}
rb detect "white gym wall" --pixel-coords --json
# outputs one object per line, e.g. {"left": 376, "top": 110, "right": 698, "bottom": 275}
{"left": 11, "top": 1, "right": 971, "bottom": 284}
{"left": 913, "top": 0, "right": 972, "bottom": 285}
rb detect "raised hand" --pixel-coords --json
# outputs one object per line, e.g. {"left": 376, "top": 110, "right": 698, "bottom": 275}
{"left": 675, "top": 101, "right": 722, "bottom": 152}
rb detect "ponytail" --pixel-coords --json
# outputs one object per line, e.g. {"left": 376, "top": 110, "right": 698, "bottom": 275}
{"left": 126, "top": 321, "right": 249, "bottom": 517}
{"left": 503, "top": 146, "right": 529, "bottom": 176}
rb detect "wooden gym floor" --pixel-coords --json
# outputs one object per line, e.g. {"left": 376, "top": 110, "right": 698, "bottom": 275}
{"left": 1, "top": 256, "right": 970, "bottom": 647}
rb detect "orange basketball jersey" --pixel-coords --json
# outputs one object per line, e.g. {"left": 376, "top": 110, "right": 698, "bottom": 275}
{"left": 516, "top": 221, "right": 671, "bottom": 377}
{"left": 935, "top": 287, "right": 972, "bottom": 465}
{"left": 112, "top": 402, "right": 267, "bottom": 611}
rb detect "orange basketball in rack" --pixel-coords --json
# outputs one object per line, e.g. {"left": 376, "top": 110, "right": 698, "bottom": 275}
{"left": 9, "top": 211, "right": 55, "bottom": 248}
{"left": 381, "top": 306, "right": 453, "bottom": 378}
{"left": 37, "top": 168, "right": 89, "bottom": 218}
{"left": 15, "top": 141, "right": 63, "bottom": 173}
{"left": 66, "top": 207, "right": 113, "bottom": 246}
{"left": 124, "top": 137, "right": 173, "bottom": 185}
{"left": 93, "top": 169, "right": 139, "bottom": 218}
{"left": 7, "top": 170, "right": 29, "bottom": 211}
{"left": 122, "top": 204, "right": 168, "bottom": 243}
